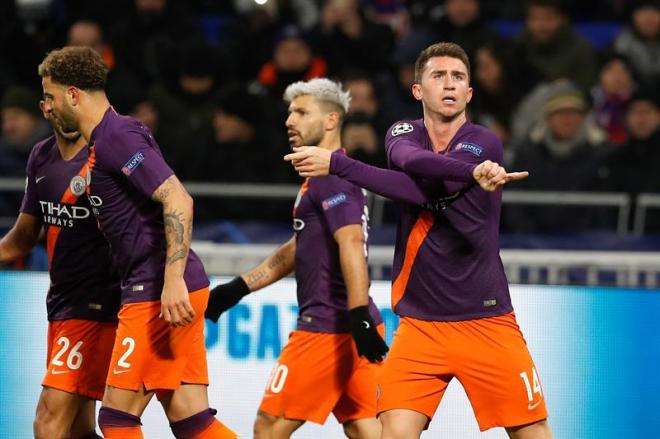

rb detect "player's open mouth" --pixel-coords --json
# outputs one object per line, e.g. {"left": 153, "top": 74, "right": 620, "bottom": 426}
{"left": 442, "top": 97, "right": 457, "bottom": 103}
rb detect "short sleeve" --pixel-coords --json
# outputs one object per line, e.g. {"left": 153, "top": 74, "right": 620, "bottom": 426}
{"left": 98, "top": 123, "right": 174, "bottom": 197}
{"left": 310, "top": 177, "right": 365, "bottom": 235}
{"left": 19, "top": 147, "right": 40, "bottom": 216}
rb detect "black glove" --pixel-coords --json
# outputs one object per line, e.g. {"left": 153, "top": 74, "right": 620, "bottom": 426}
{"left": 348, "top": 305, "right": 389, "bottom": 362}
{"left": 205, "top": 277, "right": 250, "bottom": 322}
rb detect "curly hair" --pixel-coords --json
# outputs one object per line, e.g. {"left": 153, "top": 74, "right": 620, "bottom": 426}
{"left": 414, "top": 42, "right": 471, "bottom": 84}
{"left": 38, "top": 46, "right": 108, "bottom": 90}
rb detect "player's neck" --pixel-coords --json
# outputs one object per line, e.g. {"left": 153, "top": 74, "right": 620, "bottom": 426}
{"left": 424, "top": 111, "right": 467, "bottom": 153}
{"left": 56, "top": 135, "right": 87, "bottom": 161}
{"left": 318, "top": 130, "right": 341, "bottom": 152}
{"left": 78, "top": 94, "right": 111, "bottom": 143}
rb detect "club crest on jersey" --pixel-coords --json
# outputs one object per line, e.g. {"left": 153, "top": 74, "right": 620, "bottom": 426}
{"left": 455, "top": 142, "right": 483, "bottom": 157}
{"left": 121, "top": 151, "right": 145, "bottom": 176}
{"left": 69, "top": 175, "right": 87, "bottom": 196}
{"left": 322, "top": 192, "right": 347, "bottom": 210}
{"left": 391, "top": 122, "right": 413, "bottom": 137}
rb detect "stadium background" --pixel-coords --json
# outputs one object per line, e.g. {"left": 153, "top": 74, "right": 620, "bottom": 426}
{"left": 0, "top": 0, "right": 659, "bottom": 437}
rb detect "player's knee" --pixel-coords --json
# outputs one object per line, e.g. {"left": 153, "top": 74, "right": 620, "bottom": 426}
{"left": 342, "top": 420, "right": 361, "bottom": 439}
{"left": 380, "top": 417, "right": 420, "bottom": 439}
{"left": 98, "top": 406, "right": 143, "bottom": 438}
{"left": 506, "top": 419, "right": 552, "bottom": 439}
{"left": 253, "top": 411, "right": 277, "bottom": 438}
{"left": 34, "top": 400, "right": 67, "bottom": 439}
{"left": 169, "top": 408, "right": 237, "bottom": 439}
{"left": 343, "top": 418, "right": 381, "bottom": 439}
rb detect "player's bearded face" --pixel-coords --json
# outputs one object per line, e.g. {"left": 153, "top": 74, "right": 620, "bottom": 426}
{"left": 417, "top": 56, "right": 473, "bottom": 121}
{"left": 42, "top": 77, "right": 80, "bottom": 133}
{"left": 40, "top": 100, "right": 81, "bottom": 142}
{"left": 286, "top": 96, "right": 326, "bottom": 148}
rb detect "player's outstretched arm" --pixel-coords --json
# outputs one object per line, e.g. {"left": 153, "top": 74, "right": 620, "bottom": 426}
{"left": 206, "top": 236, "right": 296, "bottom": 322}
{"left": 151, "top": 174, "right": 196, "bottom": 327}
{"left": 334, "top": 225, "right": 388, "bottom": 363}
{"left": 284, "top": 147, "right": 431, "bottom": 205}
{"left": 0, "top": 213, "right": 41, "bottom": 262}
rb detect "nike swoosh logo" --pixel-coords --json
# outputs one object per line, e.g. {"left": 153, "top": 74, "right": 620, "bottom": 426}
{"left": 36, "top": 176, "right": 46, "bottom": 183}
{"left": 51, "top": 369, "right": 71, "bottom": 375}
{"left": 528, "top": 399, "right": 543, "bottom": 411}
{"left": 363, "top": 321, "right": 370, "bottom": 329}
{"left": 112, "top": 369, "right": 131, "bottom": 375}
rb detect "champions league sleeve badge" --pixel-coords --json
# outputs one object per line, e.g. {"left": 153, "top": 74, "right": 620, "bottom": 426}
{"left": 391, "top": 122, "right": 414, "bottom": 137}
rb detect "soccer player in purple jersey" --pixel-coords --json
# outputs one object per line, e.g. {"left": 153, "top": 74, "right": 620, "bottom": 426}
{"left": 285, "top": 42, "right": 552, "bottom": 438}
{"left": 206, "top": 78, "right": 388, "bottom": 439}
{"left": 0, "top": 102, "right": 120, "bottom": 438}
{"left": 38, "top": 46, "right": 236, "bottom": 439}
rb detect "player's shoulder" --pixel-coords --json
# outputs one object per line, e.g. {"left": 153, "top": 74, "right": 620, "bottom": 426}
{"left": 27, "top": 134, "right": 56, "bottom": 165}
{"left": 386, "top": 118, "right": 424, "bottom": 141}
{"left": 96, "top": 111, "right": 148, "bottom": 144}
{"left": 461, "top": 122, "right": 502, "bottom": 149}
{"left": 310, "top": 174, "right": 363, "bottom": 201}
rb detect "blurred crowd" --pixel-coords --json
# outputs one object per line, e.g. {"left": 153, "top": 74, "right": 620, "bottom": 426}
{"left": 0, "top": 0, "right": 659, "bottom": 228}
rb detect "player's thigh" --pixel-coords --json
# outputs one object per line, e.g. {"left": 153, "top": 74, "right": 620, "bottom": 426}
{"left": 334, "top": 342, "right": 383, "bottom": 424}
{"left": 454, "top": 313, "right": 548, "bottom": 431}
{"left": 159, "top": 383, "right": 210, "bottom": 422}
{"left": 380, "top": 409, "right": 427, "bottom": 439}
{"left": 259, "top": 331, "right": 355, "bottom": 424}
{"left": 254, "top": 411, "right": 304, "bottom": 439}
{"left": 43, "top": 320, "right": 116, "bottom": 401}
{"left": 378, "top": 318, "right": 451, "bottom": 420}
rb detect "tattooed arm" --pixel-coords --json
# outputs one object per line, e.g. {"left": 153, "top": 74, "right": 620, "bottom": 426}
{"left": 151, "top": 174, "right": 195, "bottom": 326}
{"left": 240, "top": 236, "right": 296, "bottom": 292}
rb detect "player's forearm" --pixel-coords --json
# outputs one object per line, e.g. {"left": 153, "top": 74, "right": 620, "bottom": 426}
{"left": 241, "top": 237, "right": 295, "bottom": 292}
{"left": 0, "top": 215, "right": 40, "bottom": 261}
{"left": 338, "top": 238, "right": 370, "bottom": 309}
{"left": 162, "top": 193, "right": 193, "bottom": 279}
{"left": 330, "top": 152, "right": 431, "bottom": 204}
{"left": 389, "top": 142, "right": 476, "bottom": 183}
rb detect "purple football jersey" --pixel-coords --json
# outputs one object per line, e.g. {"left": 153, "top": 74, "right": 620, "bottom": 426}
{"left": 86, "top": 108, "right": 208, "bottom": 303}
{"left": 293, "top": 171, "right": 382, "bottom": 333}
{"left": 385, "top": 119, "right": 512, "bottom": 321}
{"left": 20, "top": 135, "right": 120, "bottom": 321}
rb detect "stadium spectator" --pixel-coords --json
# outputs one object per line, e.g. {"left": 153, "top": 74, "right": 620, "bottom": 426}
{"left": 67, "top": 19, "right": 143, "bottom": 114}
{"left": 109, "top": 0, "right": 202, "bottom": 85}
{"left": 0, "top": 86, "right": 50, "bottom": 176}
{"left": 255, "top": 25, "right": 327, "bottom": 99}
{"left": 312, "top": 0, "right": 394, "bottom": 75}
{"left": 380, "top": 31, "right": 426, "bottom": 123}
{"left": 590, "top": 52, "right": 636, "bottom": 146}
{"left": 516, "top": 0, "right": 598, "bottom": 92}
{"left": 341, "top": 112, "right": 386, "bottom": 167}
{"left": 598, "top": 89, "right": 660, "bottom": 194}
{"left": 428, "top": 0, "right": 501, "bottom": 60}
{"left": 508, "top": 84, "right": 608, "bottom": 231}
{"left": 148, "top": 38, "right": 219, "bottom": 179}
{"left": 613, "top": 0, "right": 660, "bottom": 88}
{"left": 470, "top": 39, "right": 537, "bottom": 145}
{"left": 342, "top": 71, "right": 390, "bottom": 135}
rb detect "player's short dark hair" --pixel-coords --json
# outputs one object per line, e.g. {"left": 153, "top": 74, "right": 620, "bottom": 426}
{"left": 414, "top": 42, "right": 470, "bottom": 84}
{"left": 38, "top": 46, "right": 108, "bottom": 90}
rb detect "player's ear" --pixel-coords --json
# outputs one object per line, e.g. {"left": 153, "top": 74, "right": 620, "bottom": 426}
{"left": 412, "top": 83, "right": 423, "bottom": 101}
{"left": 67, "top": 87, "right": 80, "bottom": 106}
{"left": 466, "top": 86, "right": 473, "bottom": 104}
{"left": 326, "top": 111, "right": 340, "bottom": 131}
